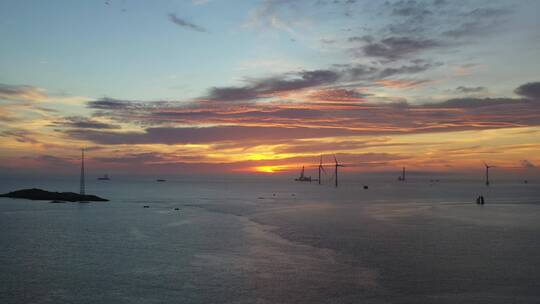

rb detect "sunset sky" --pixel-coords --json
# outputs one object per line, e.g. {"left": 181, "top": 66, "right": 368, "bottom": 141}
{"left": 1, "top": 0, "right": 539, "bottom": 177}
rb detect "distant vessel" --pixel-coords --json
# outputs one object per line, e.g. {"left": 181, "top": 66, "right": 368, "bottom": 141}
{"left": 156, "top": 179, "right": 166, "bottom": 182}
{"left": 98, "top": 174, "right": 110, "bottom": 181}
{"left": 398, "top": 167, "right": 406, "bottom": 181}
{"left": 294, "top": 166, "right": 312, "bottom": 182}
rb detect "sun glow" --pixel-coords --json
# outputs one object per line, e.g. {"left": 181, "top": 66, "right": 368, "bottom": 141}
{"left": 254, "top": 166, "right": 277, "bottom": 173}
{"left": 253, "top": 165, "right": 292, "bottom": 173}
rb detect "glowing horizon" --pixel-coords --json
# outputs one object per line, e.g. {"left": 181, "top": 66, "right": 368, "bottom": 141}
{"left": 1, "top": 1, "right": 539, "bottom": 176}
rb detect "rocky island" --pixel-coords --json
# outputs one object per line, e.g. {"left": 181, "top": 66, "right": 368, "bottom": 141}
{"left": 0, "top": 188, "right": 108, "bottom": 202}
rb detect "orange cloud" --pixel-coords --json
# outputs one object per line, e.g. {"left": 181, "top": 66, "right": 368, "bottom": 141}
{"left": 376, "top": 79, "right": 429, "bottom": 89}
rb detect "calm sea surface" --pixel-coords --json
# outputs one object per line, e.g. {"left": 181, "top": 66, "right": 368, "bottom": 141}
{"left": 1, "top": 176, "right": 539, "bottom": 303}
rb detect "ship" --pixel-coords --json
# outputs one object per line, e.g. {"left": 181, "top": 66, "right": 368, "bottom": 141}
{"left": 294, "top": 166, "right": 312, "bottom": 182}
{"left": 97, "top": 174, "right": 110, "bottom": 181}
{"left": 156, "top": 179, "right": 166, "bottom": 182}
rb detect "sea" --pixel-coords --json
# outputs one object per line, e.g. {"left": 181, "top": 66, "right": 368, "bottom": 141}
{"left": 1, "top": 175, "right": 539, "bottom": 303}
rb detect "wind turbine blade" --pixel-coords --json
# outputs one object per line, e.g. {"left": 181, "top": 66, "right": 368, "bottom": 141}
{"left": 334, "top": 154, "right": 338, "bottom": 164}
{"left": 320, "top": 155, "right": 323, "bottom": 165}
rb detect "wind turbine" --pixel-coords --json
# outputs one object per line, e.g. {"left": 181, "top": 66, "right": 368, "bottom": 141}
{"left": 334, "top": 155, "right": 344, "bottom": 188}
{"left": 484, "top": 162, "right": 494, "bottom": 186}
{"left": 80, "top": 148, "right": 85, "bottom": 195}
{"left": 318, "top": 155, "right": 327, "bottom": 185}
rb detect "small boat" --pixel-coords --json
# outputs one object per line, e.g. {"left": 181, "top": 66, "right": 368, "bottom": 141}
{"left": 294, "top": 166, "right": 312, "bottom": 182}
{"left": 98, "top": 174, "right": 110, "bottom": 181}
{"left": 156, "top": 179, "right": 166, "bottom": 182}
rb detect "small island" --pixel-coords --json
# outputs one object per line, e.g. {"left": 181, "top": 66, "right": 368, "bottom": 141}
{"left": 0, "top": 188, "right": 108, "bottom": 202}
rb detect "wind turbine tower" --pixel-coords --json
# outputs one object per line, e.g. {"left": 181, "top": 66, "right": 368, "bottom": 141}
{"left": 484, "top": 162, "right": 493, "bottom": 186}
{"left": 334, "top": 155, "right": 344, "bottom": 188}
{"left": 318, "top": 155, "right": 326, "bottom": 185}
{"left": 80, "top": 148, "right": 86, "bottom": 195}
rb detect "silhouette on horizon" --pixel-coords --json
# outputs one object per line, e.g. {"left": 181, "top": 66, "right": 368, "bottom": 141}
{"left": 295, "top": 166, "right": 312, "bottom": 182}
{"left": 476, "top": 195, "right": 485, "bottom": 205}
{"left": 334, "top": 155, "right": 344, "bottom": 188}
{"left": 398, "top": 167, "right": 406, "bottom": 181}
{"left": 98, "top": 174, "right": 110, "bottom": 181}
{"left": 80, "top": 148, "right": 85, "bottom": 195}
{"left": 318, "top": 155, "right": 327, "bottom": 185}
{"left": 484, "top": 162, "right": 494, "bottom": 186}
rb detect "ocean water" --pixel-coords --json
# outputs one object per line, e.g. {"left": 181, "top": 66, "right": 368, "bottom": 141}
{"left": 1, "top": 176, "right": 539, "bottom": 303}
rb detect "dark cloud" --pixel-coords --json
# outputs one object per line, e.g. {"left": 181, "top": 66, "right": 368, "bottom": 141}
{"left": 378, "top": 61, "right": 437, "bottom": 78}
{"left": 347, "top": 35, "right": 373, "bottom": 43}
{"left": 66, "top": 126, "right": 358, "bottom": 145}
{"left": 53, "top": 116, "right": 121, "bottom": 129}
{"left": 424, "top": 97, "right": 526, "bottom": 108}
{"left": 320, "top": 38, "right": 336, "bottom": 44}
{"left": 0, "top": 83, "right": 47, "bottom": 102}
{"left": 442, "top": 7, "right": 511, "bottom": 38}
{"left": 94, "top": 152, "right": 163, "bottom": 164}
{"left": 168, "top": 13, "right": 207, "bottom": 32}
{"left": 390, "top": 1, "right": 433, "bottom": 18}
{"left": 443, "top": 22, "right": 484, "bottom": 39}
{"left": 67, "top": 86, "right": 540, "bottom": 147}
{"left": 454, "top": 86, "right": 487, "bottom": 94}
{"left": 206, "top": 87, "right": 260, "bottom": 102}
{"left": 154, "top": 107, "right": 325, "bottom": 121}
{"left": 73, "top": 76, "right": 540, "bottom": 147}
{"left": 380, "top": 0, "right": 441, "bottom": 35}
{"left": 1, "top": 130, "right": 40, "bottom": 144}
{"left": 207, "top": 70, "right": 341, "bottom": 101}
{"left": 370, "top": 1, "right": 513, "bottom": 49}
{"left": 468, "top": 7, "right": 509, "bottom": 19}
{"left": 206, "top": 62, "right": 435, "bottom": 102}
{"left": 433, "top": 0, "right": 446, "bottom": 6}
{"left": 360, "top": 36, "right": 439, "bottom": 60}
{"left": 87, "top": 98, "right": 133, "bottom": 110}
{"left": 307, "top": 88, "right": 368, "bottom": 102}
{"left": 514, "top": 82, "right": 540, "bottom": 100}
{"left": 20, "top": 155, "right": 74, "bottom": 167}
